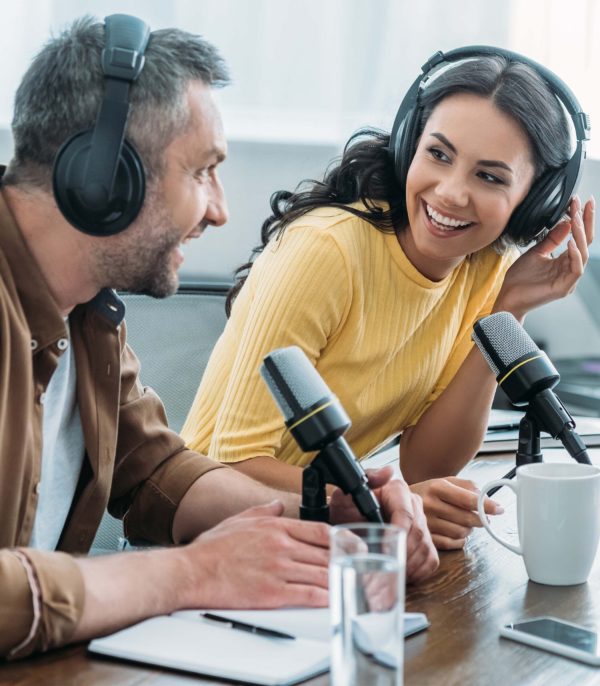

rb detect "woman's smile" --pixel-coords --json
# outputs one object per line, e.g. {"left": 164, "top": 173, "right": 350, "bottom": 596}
{"left": 421, "top": 200, "right": 476, "bottom": 237}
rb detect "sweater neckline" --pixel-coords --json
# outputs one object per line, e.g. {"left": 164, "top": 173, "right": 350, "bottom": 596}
{"left": 383, "top": 231, "right": 463, "bottom": 289}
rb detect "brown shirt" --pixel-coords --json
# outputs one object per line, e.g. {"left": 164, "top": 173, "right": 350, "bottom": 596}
{"left": 0, "top": 191, "right": 224, "bottom": 658}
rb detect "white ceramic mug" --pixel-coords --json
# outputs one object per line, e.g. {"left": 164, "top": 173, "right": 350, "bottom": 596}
{"left": 477, "top": 462, "right": 600, "bottom": 585}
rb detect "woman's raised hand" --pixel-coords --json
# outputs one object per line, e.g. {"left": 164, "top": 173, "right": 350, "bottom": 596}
{"left": 495, "top": 195, "right": 595, "bottom": 320}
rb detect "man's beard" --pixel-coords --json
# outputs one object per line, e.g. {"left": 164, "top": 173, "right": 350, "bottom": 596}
{"left": 94, "top": 197, "right": 184, "bottom": 299}
{"left": 123, "top": 232, "right": 181, "bottom": 298}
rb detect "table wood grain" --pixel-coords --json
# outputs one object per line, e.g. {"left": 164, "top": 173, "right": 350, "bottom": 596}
{"left": 2, "top": 449, "right": 600, "bottom": 686}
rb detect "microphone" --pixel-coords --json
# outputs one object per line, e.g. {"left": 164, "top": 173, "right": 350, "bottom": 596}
{"left": 260, "top": 346, "right": 383, "bottom": 523}
{"left": 472, "top": 312, "right": 591, "bottom": 464}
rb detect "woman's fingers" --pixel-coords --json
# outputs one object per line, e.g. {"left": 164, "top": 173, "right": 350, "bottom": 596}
{"left": 432, "top": 534, "right": 468, "bottom": 551}
{"left": 583, "top": 196, "right": 595, "bottom": 246}
{"left": 539, "top": 217, "right": 571, "bottom": 255}
{"left": 566, "top": 237, "right": 584, "bottom": 283}
{"left": 427, "top": 516, "right": 473, "bottom": 540}
{"left": 428, "top": 500, "right": 483, "bottom": 528}
{"left": 570, "top": 198, "right": 589, "bottom": 266}
{"left": 430, "top": 478, "right": 503, "bottom": 515}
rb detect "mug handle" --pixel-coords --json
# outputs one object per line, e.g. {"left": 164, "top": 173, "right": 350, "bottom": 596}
{"left": 477, "top": 479, "right": 522, "bottom": 556}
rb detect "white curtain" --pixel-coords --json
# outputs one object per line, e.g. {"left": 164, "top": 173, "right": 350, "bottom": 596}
{"left": 0, "top": 0, "right": 598, "bottom": 155}
{"left": 510, "top": 0, "right": 600, "bottom": 156}
{"left": 173, "top": 0, "right": 514, "bottom": 144}
{"left": 0, "top": 1, "right": 52, "bottom": 126}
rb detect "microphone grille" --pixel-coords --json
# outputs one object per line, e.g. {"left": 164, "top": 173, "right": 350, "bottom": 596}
{"left": 472, "top": 312, "right": 539, "bottom": 376}
{"left": 260, "top": 346, "right": 331, "bottom": 422}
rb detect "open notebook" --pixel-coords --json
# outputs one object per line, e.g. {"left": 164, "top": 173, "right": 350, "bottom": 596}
{"left": 88, "top": 607, "right": 428, "bottom": 686}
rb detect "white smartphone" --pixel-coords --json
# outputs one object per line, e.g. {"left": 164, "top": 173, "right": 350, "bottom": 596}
{"left": 500, "top": 616, "right": 600, "bottom": 666}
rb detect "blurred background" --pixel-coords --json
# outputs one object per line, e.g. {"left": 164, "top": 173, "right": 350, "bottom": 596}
{"left": 1, "top": 0, "right": 599, "bottom": 409}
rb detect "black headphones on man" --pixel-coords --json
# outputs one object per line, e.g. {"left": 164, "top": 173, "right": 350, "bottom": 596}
{"left": 389, "top": 46, "right": 591, "bottom": 242}
{"left": 53, "top": 14, "right": 150, "bottom": 236}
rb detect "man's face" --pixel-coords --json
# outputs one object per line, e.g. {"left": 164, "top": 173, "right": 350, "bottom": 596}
{"left": 96, "top": 81, "right": 228, "bottom": 297}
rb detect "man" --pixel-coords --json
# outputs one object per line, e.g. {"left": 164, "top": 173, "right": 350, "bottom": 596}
{"left": 0, "top": 16, "right": 438, "bottom": 659}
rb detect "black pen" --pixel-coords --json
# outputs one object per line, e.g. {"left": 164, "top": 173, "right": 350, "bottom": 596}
{"left": 200, "top": 612, "right": 296, "bottom": 640}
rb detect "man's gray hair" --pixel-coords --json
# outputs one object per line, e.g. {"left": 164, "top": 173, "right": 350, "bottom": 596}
{"left": 4, "top": 16, "right": 229, "bottom": 188}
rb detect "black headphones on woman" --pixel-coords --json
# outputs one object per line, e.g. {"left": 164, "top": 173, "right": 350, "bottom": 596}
{"left": 389, "top": 46, "right": 591, "bottom": 242}
{"left": 53, "top": 14, "right": 150, "bottom": 236}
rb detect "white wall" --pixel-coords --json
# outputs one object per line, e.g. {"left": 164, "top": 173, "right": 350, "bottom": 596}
{"left": 525, "top": 158, "right": 600, "bottom": 358}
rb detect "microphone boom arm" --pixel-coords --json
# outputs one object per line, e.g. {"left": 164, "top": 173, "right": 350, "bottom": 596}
{"left": 486, "top": 412, "right": 544, "bottom": 496}
{"left": 528, "top": 389, "right": 591, "bottom": 464}
{"left": 486, "top": 398, "right": 591, "bottom": 497}
{"left": 300, "top": 437, "right": 384, "bottom": 523}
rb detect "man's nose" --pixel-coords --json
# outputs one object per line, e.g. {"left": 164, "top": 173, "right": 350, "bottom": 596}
{"left": 206, "top": 181, "right": 229, "bottom": 227}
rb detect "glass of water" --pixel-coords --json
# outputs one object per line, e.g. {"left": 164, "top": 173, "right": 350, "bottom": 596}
{"left": 330, "top": 523, "right": 406, "bottom": 686}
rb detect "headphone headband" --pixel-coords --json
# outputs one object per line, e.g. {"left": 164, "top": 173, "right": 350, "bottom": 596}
{"left": 102, "top": 14, "right": 149, "bottom": 80}
{"left": 428, "top": 47, "right": 590, "bottom": 139}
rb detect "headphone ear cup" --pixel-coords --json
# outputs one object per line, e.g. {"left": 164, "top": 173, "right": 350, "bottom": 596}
{"left": 504, "top": 168, "right": 565, "bottom": 244}
{"left": 389, "top": 71, "right": 423, "bottom": 188}
{"left": 53, "top": 130, "right": 145, "bottom": 236}
{"left": 389, "top": 105, "right": 421, "bottom": 219}
{"left": 397, "top": 107, "right": 421, "bottom": 186}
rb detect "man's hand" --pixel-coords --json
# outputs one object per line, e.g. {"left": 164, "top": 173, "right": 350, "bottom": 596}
{"left": 73, "top": 480, "right": 431, "bottom": 649}
{"left": 329, "top": 466, "right": 439, "bottom": 583}
{"left": 73, "top": 501, "right": 328, "bottom": 647}
{"left": 410, "top": 477, "right": 503, "bottom": 550}
{"left": 177, "top": 501, "right": 330, "bottom": 610}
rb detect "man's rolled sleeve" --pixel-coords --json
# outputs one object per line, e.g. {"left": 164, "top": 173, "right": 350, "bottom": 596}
{"left": 123, "top": 448, "right": 225, "bottom": 545}
{"left": 0, "top": 549, "right": 84, "bottom": 660}
{"left": 109, "top": 329, "right": 227, "bottom": 545}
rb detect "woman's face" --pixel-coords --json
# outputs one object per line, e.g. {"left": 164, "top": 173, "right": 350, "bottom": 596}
{"left": 403, "top": 92, "right": 536, "bottom": 281}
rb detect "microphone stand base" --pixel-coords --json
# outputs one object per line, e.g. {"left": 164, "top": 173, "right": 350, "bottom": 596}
{"left": 299, "top": 505, "right": 329, "bottom": 522}
{"left": 487, "top": 414, "right": 543, "bottom": 497}
{"left": 301, "top": 462, "right": 330, "bottom": 523}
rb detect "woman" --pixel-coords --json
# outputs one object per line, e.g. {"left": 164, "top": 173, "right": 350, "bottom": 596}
{"left": 182, "top": 49, "right": 594, "bottom": 550}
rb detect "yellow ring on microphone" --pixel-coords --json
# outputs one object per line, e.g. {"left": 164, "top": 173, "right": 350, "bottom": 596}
{"left": 288, "top": 400, "right": 335, "bottom": 431}
{"left": 498, "top": 354, "right": 544, "bottom": 386}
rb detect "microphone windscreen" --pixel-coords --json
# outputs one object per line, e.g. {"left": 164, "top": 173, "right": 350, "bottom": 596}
{"left": 472, "top": 312, "right": 539, "bottom": 376}
{"left": 260, "top": 346, "right": 331, "bottom": 423}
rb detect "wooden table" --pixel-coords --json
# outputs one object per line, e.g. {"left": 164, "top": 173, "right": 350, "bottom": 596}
{"left": 2, "top": 448, "right": 600, "bottom": 686}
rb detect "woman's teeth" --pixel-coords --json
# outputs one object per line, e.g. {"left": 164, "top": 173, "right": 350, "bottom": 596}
{"left": 426, "top": 204, "right": 473, "bottom": 231}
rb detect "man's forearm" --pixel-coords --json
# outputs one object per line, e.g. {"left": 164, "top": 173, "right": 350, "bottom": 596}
{"left": 172, "top": 467, "right": 301, "bottom": 543}
{"left": 71, "top": 547, "right": 187, "bottom": 643}
{"left": 73, "top": 492, "right": 324, "bottom": 645}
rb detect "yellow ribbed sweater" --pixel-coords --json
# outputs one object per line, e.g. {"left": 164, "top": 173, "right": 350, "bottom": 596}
{"left": 182, "top": 205, "right": 516, "bottom": 467}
